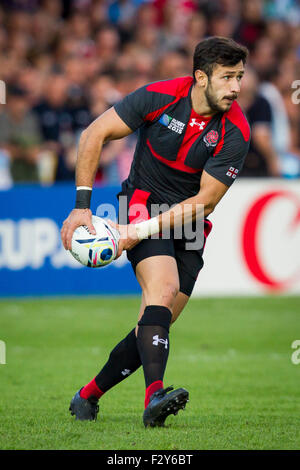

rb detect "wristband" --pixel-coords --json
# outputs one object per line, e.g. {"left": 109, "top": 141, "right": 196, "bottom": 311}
{"left": 135, "top": 217, "right": 160, "bottom": 240}
{"left": 75, "top": 187, "right": 92, "bottom": 209}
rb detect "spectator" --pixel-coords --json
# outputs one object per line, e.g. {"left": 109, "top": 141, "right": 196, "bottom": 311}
{"left": 33, "top": 74, "right": 70, "bottom": 145}
{"left": 183, "top": 12, "right": 207, "bottom": 56}
{"left": 33, "top": 73, "right": 77, "bottom": 181}
{"left": 94, "top": 24, "right": 121, "bottom": 70}
{"left": 209, "top": 13, "right": 237, "bottom": 39}
{"left": 0, "top": 85, "right": 42, "bottom": 183}
{"left": 259, "top": 67, "right": 300, "bottom": 177}
{"left": 250, "top": 36, "right": 277, "bottom": 80}
{"left": 0, "top": 0, "right": 299, "bottom": 185}
{"left": 238, "top": 68, "right": 281, "bottom": 177}
{"left": 156, "top": 50, "right": 189, "bottom": 80}
{"left": 234, "top": 0, "right": 266, "bottom": 49}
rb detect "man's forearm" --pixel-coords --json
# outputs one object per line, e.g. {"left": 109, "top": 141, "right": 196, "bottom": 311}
{"left": 134, "top": 195, "right": 214, "bottom": 241}
{"left": 75, "top": 128, "right": 105, "bottom": 188}
{"left": 158, "top": 195, "right": 213, "bottom": 231}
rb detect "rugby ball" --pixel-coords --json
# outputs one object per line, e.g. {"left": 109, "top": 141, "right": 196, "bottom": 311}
{"left": 70, "top": 215, "right": 120, "bottom": 268}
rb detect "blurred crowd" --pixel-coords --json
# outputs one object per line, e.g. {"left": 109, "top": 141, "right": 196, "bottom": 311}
{"left": 0, "top": 0, "right": 299, "bottom": 188}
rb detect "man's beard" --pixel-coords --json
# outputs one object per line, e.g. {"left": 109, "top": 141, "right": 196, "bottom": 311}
{"left": 205, "top": 83, "right": 236, "bottom": 114}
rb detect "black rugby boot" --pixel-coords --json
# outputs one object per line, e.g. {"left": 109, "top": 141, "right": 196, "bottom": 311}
{"left": 69, "top": 388, "right": 99, "bottom": 421}
{"left": 143, "top": 386, "right": 189, "bottom": 427}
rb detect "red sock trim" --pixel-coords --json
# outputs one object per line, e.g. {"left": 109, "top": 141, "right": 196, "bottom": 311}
{"left": 80, "top": 377, "right": 104, "bottom": 400}
{"left": 144, "top": 380, "right": 163, "bottom": 409}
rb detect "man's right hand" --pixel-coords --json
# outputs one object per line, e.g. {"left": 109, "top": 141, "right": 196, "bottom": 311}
{"left": 61, "top": 208, "right": 96, "bottom": 250}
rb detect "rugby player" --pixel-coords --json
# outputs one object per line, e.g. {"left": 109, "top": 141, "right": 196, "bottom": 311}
{"left": 61, "top": 37, "right": 250, "bottom": 427}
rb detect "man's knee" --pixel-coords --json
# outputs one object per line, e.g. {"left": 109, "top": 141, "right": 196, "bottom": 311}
{"left": 162, "top": 281, "right": 180, "bottom": 304}
{"left": 143, "top": 280, "right": 179, "bottom": 309}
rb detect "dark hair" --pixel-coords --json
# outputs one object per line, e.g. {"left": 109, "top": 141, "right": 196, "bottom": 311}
{"left": 193, "top": 37, "right": 249, "bottom": 80}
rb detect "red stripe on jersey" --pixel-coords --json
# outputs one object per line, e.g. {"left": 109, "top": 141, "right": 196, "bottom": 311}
{"left": 144, "top": 77, "right": 193, "bottom": 122}
{"left": 144, "top": 95, "right": 181, "bottom": 122}
{"left": 204, "top": 219, "right": 213, "bottom": 238}
{"left": 203, "top": 219, "right": 213, "bottom": 250}
{"left": 227, "top": 101, "right": 250, "bottom": 142}
{"left": 128, "top": 189, "right": 151, "bottom": 224}
{"left": 146, "top": 76, "right": 193, "bottom": 97}
{"left": 147, "top": 139, "right": 201, "bottom": 174}
{"left": 176, "top": 109, "right": 211, "bottom": 164}
{"left": 213, "top": 101, "right": 250, "bottom": 156}
{"left": 213, "top": 114, "right": 226, "bottom": 156}
{"left": 213, "top": 101, "right": 250, "bottom": 157}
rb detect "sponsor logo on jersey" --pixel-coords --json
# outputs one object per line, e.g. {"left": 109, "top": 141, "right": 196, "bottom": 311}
{"left": 152, "top": 335, "right": 168, "bottom": 349}
{"left": 159, "top": 113, "right": 185, "bottom": 134}
{"left": 226, "top": 167, "right": 239, "bottom": 179}
{"left": 189, "top": 118, "right": 206, "bottom": 130}
{"left": 203, "top": 130, "right": 219, "bottom": 147}
{"left": 121, "top": 369, "right": 131, "bottom": 376}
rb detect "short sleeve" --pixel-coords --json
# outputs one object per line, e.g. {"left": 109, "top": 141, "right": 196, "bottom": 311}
{"left": 114, "top": 82, "right": 176, "bottom": 132}
{"left": 114, "top": 86, "right": 150, "bottom": 131}
{"left": 204, "top": 125, "right": 250, "bottom": 186}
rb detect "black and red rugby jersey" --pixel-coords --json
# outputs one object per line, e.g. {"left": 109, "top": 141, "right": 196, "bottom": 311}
{"left": 114, "top": 76, "right": 250, "bottom": 206}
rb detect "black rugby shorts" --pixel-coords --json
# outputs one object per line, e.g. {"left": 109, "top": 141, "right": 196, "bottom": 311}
{"left": 117, "top": 186, "right": 212, "bottom": 297}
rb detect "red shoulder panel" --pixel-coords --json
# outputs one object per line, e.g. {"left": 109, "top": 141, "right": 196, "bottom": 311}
{"left": 226, "top": 101, "right": 250, "bottom": 142}
{"left": 146, "top": 76, "right": 193, "bottom": 98}
{"left": 213, "top": 114, "right": 226, "bottom": 156}
{"left": 144, "top": 95, "right": 180, "bottom": 122}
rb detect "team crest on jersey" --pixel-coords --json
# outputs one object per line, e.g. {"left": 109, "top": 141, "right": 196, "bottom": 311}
{"left": 159, "top": 113, "right": 185, "bottom": 134}
{"left": 203, "top": 130, "right": 219, "bottom": 147}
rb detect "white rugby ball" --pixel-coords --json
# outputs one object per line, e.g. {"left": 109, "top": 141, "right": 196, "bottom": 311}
{"left": 70, "top": 216, "right": 120, "bottom": 268}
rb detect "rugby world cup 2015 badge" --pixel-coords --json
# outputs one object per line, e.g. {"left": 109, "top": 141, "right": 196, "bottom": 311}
{"left": 159, "top": 113, "right": 185, "bottom": 134}
{"left": 203, "top": 130, "right": 219, "bottom": 147}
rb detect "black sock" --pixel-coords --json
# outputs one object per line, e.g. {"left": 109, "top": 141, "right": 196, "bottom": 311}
{"left": 136, "top": 305, "right": 172, "bottom": 390}
{"left": 94, "top": 328, "right": 141, "bottom": 393}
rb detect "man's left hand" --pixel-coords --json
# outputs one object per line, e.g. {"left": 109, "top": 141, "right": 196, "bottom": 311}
{"left": 106, "top": 220, "right": 140, "bottom": 259}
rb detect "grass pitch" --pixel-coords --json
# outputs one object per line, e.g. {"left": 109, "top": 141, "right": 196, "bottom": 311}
{"left": 0, "top": 295, "right": 299, "bottom": 450}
